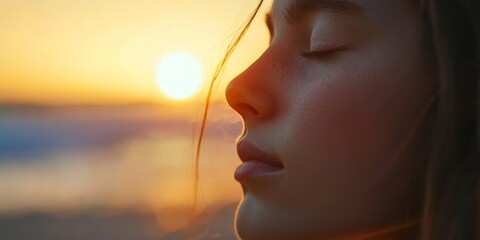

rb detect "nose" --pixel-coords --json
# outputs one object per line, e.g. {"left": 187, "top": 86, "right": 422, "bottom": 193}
{"left": 225, "top": 54, "right": 277, "bottom": 122}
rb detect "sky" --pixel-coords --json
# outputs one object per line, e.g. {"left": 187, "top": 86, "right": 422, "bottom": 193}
{"left": 0, "top": 2, "right": 278, "bottom": 234}
{"left": 0, "top": 0, "right": 273, "bottom": 105}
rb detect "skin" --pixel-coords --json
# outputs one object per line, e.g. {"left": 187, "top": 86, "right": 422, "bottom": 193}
{"left": 226, "top": 0, "right": 436, "bottom": 239}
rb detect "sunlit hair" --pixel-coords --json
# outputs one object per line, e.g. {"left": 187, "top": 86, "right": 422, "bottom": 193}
{"left": 192, "top": 0, "right": 265, "bottom": 212}
{"left": 195, "top": 0, "right": 480, "bottom": 239}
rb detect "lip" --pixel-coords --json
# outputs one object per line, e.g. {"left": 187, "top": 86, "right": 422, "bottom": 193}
{"left": 234, "top": 141, "right": 284, "bottom": 182}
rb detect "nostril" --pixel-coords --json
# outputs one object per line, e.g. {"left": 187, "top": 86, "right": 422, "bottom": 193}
{"left": 235, "top": 103, "right": 260, "bottom": 117}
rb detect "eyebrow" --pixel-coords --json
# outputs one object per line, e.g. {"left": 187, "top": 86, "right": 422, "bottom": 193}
{"left": 283, "top": 0, "right": 365, "bottom": 24}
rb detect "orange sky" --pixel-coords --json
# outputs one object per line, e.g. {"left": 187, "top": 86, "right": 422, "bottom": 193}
{"left": 0, "top": 0, "right": 272, "bottom": 105}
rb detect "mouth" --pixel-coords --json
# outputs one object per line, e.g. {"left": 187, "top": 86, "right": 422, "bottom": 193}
{"left": 234, "top": 140, "right": 284, "bottom": 182}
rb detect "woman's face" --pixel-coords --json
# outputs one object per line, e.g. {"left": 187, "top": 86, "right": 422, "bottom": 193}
{"left": 226, "top": 0, "right": 435, "bottom": 239}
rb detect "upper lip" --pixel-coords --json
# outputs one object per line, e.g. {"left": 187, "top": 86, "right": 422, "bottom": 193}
{"left": 236, "top": 140, "right": 284, "bottom": 168}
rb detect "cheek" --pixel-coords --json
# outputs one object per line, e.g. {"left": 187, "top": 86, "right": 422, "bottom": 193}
{"left": 280, "top": 51, "right": 433, "bottom": 199}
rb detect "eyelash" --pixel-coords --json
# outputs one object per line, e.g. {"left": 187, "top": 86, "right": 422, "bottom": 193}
{"left": 301, "top": 48, "right": 342, "bottom": 62}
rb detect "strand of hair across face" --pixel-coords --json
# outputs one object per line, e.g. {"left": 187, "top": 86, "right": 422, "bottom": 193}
{"left": 383, "top": 90, "right": 438, "bottom": 171}
{"left": 356, "top": 219, "right": 420, "bottom": 240}
{"left": 327, "top": 93, "right": 437, "bottom": 240}
{"left": 191, "top": 0, "right": 265, "bottom": 215}
{"left": 333, "top": 219, "right": 420, "bottom": 240}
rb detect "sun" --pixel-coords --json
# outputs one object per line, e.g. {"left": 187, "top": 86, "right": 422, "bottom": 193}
{"left": 156, "top": 51, "right": 204, "bottom": 100}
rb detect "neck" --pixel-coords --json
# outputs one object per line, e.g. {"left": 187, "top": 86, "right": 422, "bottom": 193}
{"left": 333, "top": 220, "right": 420, "bottom": 240}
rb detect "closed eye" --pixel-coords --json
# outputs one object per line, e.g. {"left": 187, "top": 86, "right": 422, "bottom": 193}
{"left": 301, "top": 49, "right": 341, "bottom": 62}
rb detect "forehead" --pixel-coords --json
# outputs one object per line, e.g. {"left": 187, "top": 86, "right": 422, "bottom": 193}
{"left": 270, "top": 0, "right": 415, "bottom": 26}
{"left": 273, "top": 0, "right": 365, "bottom": 19}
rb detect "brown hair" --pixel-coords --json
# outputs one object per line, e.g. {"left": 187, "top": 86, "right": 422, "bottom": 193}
{"left": 419, "top": 0, "right": 480, "bottom": 239}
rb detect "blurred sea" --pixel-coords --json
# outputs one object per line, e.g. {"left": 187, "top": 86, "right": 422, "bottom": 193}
{"left": 0, "top": 103, "right": 243, "bottom": 239}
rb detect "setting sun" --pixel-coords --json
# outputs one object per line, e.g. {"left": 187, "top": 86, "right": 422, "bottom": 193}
{"left": 155, "top": 51, "right": 204, "bottom": 100}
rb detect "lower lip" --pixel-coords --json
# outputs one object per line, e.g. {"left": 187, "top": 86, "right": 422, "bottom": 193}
{"left": 234, "top": 160, "right": 284, "bottom": 182}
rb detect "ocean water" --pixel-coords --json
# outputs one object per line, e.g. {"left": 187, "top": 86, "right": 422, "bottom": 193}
{"left": 0, "top": 104, "right": 243, "bottom": 239}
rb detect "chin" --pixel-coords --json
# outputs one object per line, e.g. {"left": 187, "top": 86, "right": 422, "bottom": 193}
{"left": 234, "top": 194, "right": 312, "bottom": 240}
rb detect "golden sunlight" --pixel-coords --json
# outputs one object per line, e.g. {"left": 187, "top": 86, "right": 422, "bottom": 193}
{"left": 155, "top": 51, "right": 204, "bottom": 100}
